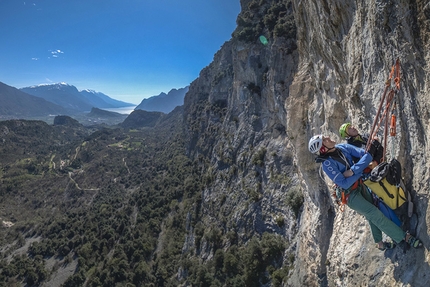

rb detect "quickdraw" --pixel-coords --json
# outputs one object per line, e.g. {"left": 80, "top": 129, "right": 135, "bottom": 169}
{"left": 365, "top": 58, "right": 401, "bottom": 162}
{"left": 331, "top": 185, "right": 347, "bottom": 212}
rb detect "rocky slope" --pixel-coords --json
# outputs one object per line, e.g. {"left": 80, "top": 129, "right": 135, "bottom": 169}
{"left": 182, "top": 0, "right": 430, "bottom": 286}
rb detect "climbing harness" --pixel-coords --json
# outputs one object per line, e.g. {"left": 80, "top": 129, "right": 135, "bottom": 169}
{"left": 332, "top": 179, "right": 362, "bottom": 212}
{"left": 320, "top": 150, "right": 357, "bottom": 212}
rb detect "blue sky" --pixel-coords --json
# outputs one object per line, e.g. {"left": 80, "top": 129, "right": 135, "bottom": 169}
{"left": 0, "top": 0, "right": 240, "bottom": 104}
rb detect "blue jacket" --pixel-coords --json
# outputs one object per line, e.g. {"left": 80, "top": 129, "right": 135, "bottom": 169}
{"left": 321, "top": 144, "right": 373, "bottom": 190}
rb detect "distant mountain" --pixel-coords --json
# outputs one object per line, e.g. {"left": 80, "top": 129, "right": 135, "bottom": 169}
{"left": 20, "top": 83, "right": 134, "bottom": 113}
{"left": 135, "top": 86, "right": 189, "bottom": 114}
{"left": 80, "top": 89, "right": 133, "bottom": 109}
{"left": 0, "top": 81, "right": 67, "bottom": 117}
{"left": 20, "top": 83, "right": 94, "bottom": 112}
{"left": 121, "top": 109, "right": 164, "bottom": 128}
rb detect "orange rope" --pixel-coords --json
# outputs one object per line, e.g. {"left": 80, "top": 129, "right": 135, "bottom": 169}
{"left": 365, "top": 64, "right": 395, "bottom": 151}
{"left": 366, "top": 59, "right": 401, "bottom": 160}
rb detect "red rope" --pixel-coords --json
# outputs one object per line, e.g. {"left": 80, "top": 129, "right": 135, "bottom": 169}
{"left": 366, "top": 59, "right": 401, "bottom": 162}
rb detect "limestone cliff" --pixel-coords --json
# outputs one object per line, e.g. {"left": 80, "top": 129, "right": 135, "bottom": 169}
{"left": 288, "top": 0, "right": 430, "bottom": 286}
{"left": 182, "top": 0, "right": 430, "bottom": 286}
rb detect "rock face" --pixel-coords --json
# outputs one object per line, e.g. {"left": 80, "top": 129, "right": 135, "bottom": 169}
{"left": 288, "top": 0, "right": 430, "bottom": 286}
{"left": 182, "top": 0, "right": 430, "bottom": 286}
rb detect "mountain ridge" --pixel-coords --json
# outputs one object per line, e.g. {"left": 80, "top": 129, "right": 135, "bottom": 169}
{"left": 0, "top": 81, "right": 67, "bottom": 117}
{"left": 20, "top": 82, "right": 134, "bottom": 113}
{"left": 135, "top": 86, "right": 189, "bottom": 113}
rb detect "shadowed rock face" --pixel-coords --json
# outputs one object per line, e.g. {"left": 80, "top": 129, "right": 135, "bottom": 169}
{"left": 182, "top": 0, "right": 430, "bottom": 286}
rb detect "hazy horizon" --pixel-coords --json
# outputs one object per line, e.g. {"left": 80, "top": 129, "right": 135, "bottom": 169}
{"left": 0, "top": 0, "right": 240, "bottom": 104}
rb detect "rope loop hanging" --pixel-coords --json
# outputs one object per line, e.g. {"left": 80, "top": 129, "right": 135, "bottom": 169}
{"left": 365, "top": 59, "right": 401, "bottom": 162}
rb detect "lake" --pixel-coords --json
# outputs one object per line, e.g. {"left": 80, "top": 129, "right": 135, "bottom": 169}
{"left": 102, "top": 106, "right": 137, "bottom": 115}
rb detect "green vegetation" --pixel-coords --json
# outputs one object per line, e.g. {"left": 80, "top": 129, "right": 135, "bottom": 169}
{"left": 183, "top": 232, "right": 290, "bottom": 287}
{"left": 285, "top": 187, "right": 304, "bottom": 217}
{"left": 0, "top": 117, "right": 297, "bottom": 286}
{"left": 252, "top": 147, "right": 267, "bottom": 166}
{"left": 232, "top": 0, "right": 296, "bottom": 43}
{"left": 0, "top": 119, "right": 203, "bottom": 286}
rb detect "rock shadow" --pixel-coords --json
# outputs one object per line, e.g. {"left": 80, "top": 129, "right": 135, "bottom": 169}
{"left": 388, "top": 193, "right": 430, "bottom": 287}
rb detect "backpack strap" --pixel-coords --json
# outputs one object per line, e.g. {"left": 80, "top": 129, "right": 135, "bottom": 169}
{"left": 378, "top": 181, "right": 395, "bottom": 199}
{"left": 315, "top": 149, "right": 350, "bottom": 168}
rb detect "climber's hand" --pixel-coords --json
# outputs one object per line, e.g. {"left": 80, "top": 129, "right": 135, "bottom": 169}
{"left": 368, "top": 140, "right": 381, "bottom": 158}
{"left": 343, "top": 169, "right": 353, "bottom": 177}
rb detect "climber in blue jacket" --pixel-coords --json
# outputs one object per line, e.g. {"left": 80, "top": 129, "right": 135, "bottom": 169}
{"left": 308, "top": 134, "right": 422, "bottom": 250}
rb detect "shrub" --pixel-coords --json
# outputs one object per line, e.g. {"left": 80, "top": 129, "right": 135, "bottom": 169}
{"left": 260, "top": 233, "right": 285, "bottom": 264}
{"left": 252, "top": 147, "right": 267, "bottom": 166}
{"left": 285, "top": 187, "right": 304, "bottom": 217}
{"left": 271, "top": 267, "right": 289, "bottom": 287}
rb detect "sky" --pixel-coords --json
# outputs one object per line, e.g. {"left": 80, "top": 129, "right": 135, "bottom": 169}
{"left": 0, "top": 0, "right": 240, "bottom": 104}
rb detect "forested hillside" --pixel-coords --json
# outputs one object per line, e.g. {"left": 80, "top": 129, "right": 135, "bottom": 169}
{"left": 0, "top": 113, "right": 204, "bottom": 286}
{"left": 0, "top": 106, "right": 294, "bottom": 286}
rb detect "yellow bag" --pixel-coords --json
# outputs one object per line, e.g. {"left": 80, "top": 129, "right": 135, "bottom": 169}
{"left": 364, "top": 178, "right": 407, "bottom": 210}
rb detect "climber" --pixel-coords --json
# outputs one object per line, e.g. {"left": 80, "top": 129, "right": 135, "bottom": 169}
{"left": 308, "top": 134, "right": 422, "bottom": 250}
{"left": 340, "top": 122, "right": 403, "bottom": 226}
{"left": 339, "top": 122, "right": 383, "bottom": 167}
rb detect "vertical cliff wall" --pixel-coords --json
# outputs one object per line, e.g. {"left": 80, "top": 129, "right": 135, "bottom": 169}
{"left": 288, "top": 0, "right": 430, "bottom": 286}
{"left": 183, "top": 0, "right": 299, "bottom": 244}
{"left": 182, "top": 0, "right": 430, "bottom": 286}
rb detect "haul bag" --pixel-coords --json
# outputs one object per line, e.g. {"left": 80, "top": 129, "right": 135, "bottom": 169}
{"left": 364, "top": 178, "right": 407, "bottom": 210}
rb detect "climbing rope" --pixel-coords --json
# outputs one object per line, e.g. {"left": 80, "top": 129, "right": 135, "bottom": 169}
{"left": 365, "top": 59, "right": 401, "bottom": 162}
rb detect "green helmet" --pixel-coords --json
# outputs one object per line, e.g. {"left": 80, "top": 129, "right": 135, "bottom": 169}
{"left": 339, "top": 123, "right": 351, "bottom": 139}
